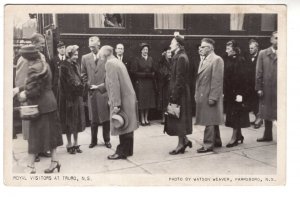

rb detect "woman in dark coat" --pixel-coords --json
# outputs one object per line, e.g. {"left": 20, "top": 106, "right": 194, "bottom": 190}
{"left": 155, "top": 47, "right": 172, "bottom": 124}
{"left": 14, "top": 45, "right": 63, "bottom": 174}
{"left": 223, "top": 40, "right": 251, "bottom": 148}
{"left": 132, "top": 43, "right": 156, "bottom": 126}
{"left": 164, "top": 34, "right": 193, "bottom": 155}
{"left": 59, "top": 45, "right": 86, "bottom": 154}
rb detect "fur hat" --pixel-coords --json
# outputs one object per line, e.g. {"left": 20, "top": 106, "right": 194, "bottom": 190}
{"left": 66, "top": 45, "right": 79, "bottom": 58}
{"left": 20, "top": 44, "right": 39, "bottom": 60}
{"left": 20, "top": 44, "right": 38, "bottom": 55}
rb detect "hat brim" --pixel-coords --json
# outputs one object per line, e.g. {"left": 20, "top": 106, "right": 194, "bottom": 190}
{"left": 112, "top": 110, "right": 129, "bottom": 131}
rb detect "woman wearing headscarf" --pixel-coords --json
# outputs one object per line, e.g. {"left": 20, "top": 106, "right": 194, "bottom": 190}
{"left": 132, "top": 43, "right": 156, "bottom": 126}
{"left": 164, "top": 33, "right": 193, "bottom": 155}
{"left": 13, "top": 45, "right": 63, "bottom": 174}
{"left": 59, "top": 45, "right": 86, "bottom": 154}
{"left": 223, "top": 40, "right": 251, "bottom": 148}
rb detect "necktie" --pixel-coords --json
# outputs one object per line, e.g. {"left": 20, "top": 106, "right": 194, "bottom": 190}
{"left": 198, "top": 57, "right": 205, "bottom": 73}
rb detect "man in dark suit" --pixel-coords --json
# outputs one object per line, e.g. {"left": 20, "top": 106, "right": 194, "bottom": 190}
{"left": 245, "top": 39, "right": 263, "bottom": 129}
{"left": 81, "top": 36, "right": 111, "bottom": 149}
{"left": 256, "top": 31, "right": 278, "bottom": 142}
{"left": 115, "top": 43, "right": 133, "bottom": 82}
{"left": 50, "top": 41, "right": 66, "bottom": 100}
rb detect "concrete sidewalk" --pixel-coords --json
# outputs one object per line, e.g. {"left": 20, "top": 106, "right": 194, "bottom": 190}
{"left": 12, "top": 116, "right": 277, "bottom": 175}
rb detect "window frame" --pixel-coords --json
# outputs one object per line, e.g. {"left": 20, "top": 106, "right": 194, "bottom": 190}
{"left": 88, "top": 13, "right": 127, "bottom": 29}
{"left": 153, "top": 14, "right": 186, "bottom": 30}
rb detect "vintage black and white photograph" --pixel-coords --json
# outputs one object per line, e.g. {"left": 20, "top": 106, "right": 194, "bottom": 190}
{"left": 3, "top": 4, "right": 286, "bottom": 186}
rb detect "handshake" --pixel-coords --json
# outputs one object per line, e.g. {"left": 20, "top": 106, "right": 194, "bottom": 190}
{"left": 90, "top": 83, "right": 107, "bottom": 94}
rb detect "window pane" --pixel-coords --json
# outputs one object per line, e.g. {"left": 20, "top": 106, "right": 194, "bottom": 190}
{"left": 154, "top": 14, "right": 183, "bottom": 29}
{"left": 89, "top": 14, "right": 125, "bottom": 28}
{"left": 261, "top": 14, "right": 277, "bottom": 31}
{"left": 230, "top": 13, "right": 245, "bottom": 31}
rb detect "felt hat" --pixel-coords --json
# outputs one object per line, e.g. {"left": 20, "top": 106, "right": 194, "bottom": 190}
{"left": 139, "top": 42, "right": 150, "bottom": 51}
{"left": 111, "top": 110, "right": 129, "bottom": 130}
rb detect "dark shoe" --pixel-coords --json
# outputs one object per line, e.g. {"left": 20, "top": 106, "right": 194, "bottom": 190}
{"left": 66, "top": 146, "right": 72, "bottom": 153}
{"left": 141, "top": 122, "right": 146, "bottom": 126}
{"left": 107, "top": 153, "right": 127, "bottom": 160}
{"left": 184, "top": 140, "right": 193, "bottom": 149}
{"left": 105, "top": 142, "right": 112, "bottom": 148}
{"left": 257, "top": 137, "right": 273, "bottom": 142}
{"left": 68, "top": 147, "right": 76, "bottom": 154}
{"left": 238, "top": 136, "right": 244, "bottom": 143}
{"left": 73, "top": 145, "right": 82, "bottom": 153}
{"left": 89, "top": 143, "right": 97, "bottom": 148}
{"left": 169, "top": 147, "right": 185, "bottom": 155}
{"left": 13, "top": 134, "right": 17, "bottom": 139}
{"left": 39, "top": 152, "right": 51, "bottom": 158}
{"left": 197, "top": 147, "right": 213, "bottom": 153}
{"left": 254, "top": 119, "right": 263, "bottom": 129}
{"left": 44, "top": 160, "right": 61, "bottom": 173}
{"left": 226, "top": 140, "right": 238, "bottom": 148}
{"left": 34, "top": 155, "right": 40, "bottom": 162}
{"left": 145, "top": 121, "right": 151, "bottom": 126}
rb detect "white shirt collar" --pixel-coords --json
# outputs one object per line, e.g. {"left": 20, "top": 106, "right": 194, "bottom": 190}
{"left": 204, "top": 52, "right": 213, "bottom": 60}
{"left": 58, "top": 54, "right": 65, "bottom": 61}
{"left": 117, "top": 55, "right": 123, "bottom": 60}
{"left": 92, "top": 53, "right": 97, "bottom": 61}
{"left": 271, "top": 47, "right": 276, "bottom": 54}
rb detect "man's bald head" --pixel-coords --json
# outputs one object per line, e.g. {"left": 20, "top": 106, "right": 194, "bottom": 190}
{"left": 98, "top": 45, "right": 114, "bottom": 59}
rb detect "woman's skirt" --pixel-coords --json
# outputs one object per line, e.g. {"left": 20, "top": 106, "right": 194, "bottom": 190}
{"left": 136, "top": 78, "right": 156, "bottom": 110}
{"left": 28, "top": 110, "right": 63, "bottom": 154}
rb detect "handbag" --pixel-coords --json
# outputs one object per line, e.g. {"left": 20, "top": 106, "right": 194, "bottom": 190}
{"left": 19, "top": 105, "right": 40, "bottom": 120}
{"left": 166, "top": 103, "right": 181, "bottom": 119}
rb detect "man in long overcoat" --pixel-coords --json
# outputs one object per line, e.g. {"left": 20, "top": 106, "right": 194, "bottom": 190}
{"left": 81, "top": 36, "right": 111, "bottom": 148}
{"left": 256, "top": 31, "right": 278, "bottom": 142}
{"left": 195, "top": 38, "right": 224, "bottom": 153}
{"left": 245, "top": 39, "right": 263, "bottom": 129}
{"left": 99, "top": 45, "right": 138, "bottom": 160}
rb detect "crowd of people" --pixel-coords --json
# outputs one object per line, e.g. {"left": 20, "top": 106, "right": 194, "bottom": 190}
{"left": 12, "top": 30, "right": 278, "bottom": 173}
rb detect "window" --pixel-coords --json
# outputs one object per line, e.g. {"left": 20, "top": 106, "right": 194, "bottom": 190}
{"left": 89, "top": 14, "right": 125, "bottom": 28}
{"left": 154, "top": 14, "right": 184, "bottom": 29}
{"left": 261, "top": 14, "right": 277, "bottom": 31}
{"left": 230, "top": 13, "right": 245, "bottom": 31}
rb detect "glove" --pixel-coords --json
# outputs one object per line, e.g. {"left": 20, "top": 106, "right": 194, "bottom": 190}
{"left": 257, "top": 90, "right": 263, "bottom": 98}
{"left": 208, "top": 99, "right": 216, "bottom": 106}
{"left": 113, "top": 106, "right": 120, "bottom": 114}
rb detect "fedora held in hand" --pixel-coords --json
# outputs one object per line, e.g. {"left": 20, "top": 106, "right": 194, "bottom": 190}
{"left": 111, "top": 110, "right": 129, "bottom": 130}
{"left": 166, "top": 103, "right": 181, "bottom": 119}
